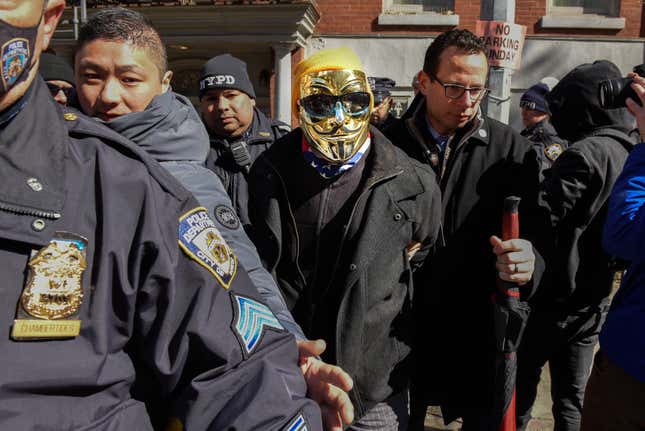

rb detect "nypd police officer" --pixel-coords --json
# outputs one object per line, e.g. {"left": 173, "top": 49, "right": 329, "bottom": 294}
{"left": 519, "top": 82, "right": 568, "bottom": 176}
{"left": 0, "top": 1, "right": 322, "bottom": 430}
{"left": 199, "top": 54, "right": 290, "bottom": 231}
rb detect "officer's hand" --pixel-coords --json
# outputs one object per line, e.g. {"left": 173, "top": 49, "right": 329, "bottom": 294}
{"left": 297, "top": 339, "right": 354, "bottom": 430}
{"left": 489, "top": 236, "right": 535, "bottom": 285}
{"left": 626, "top": 72, "right": 645, "bottom": 139}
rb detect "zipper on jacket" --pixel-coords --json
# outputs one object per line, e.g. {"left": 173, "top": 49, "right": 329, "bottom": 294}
{"left": 0, "top": 201, "right": 61, "bottom": 219}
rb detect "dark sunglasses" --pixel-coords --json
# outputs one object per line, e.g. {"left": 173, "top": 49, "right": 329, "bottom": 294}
{"left": 299, "top": 92, "right": 371, "bottom": 118}
{"left": 46, "top": 82, "right": 76, "bottom": 100}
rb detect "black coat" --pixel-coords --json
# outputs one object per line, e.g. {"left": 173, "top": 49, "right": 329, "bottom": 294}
{"left": 0, "top": 78, "right": 321, "bottom": 430}
{"left": 205, "top": 107, "right": 290, "bottom": 231}
{"left": 248, "top": 127, "right": 442, "bottom": 419}
{"left": 385, "top": 102, "right": 547, "bottom": 420}
{"left": 541, "top": 61, "right": 638, "bottom": 311}
{"left": 521, "top": 118, "right": 569, "bottom": 174}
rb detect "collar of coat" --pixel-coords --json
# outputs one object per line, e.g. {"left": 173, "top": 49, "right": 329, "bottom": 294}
{"left": 264, "top": 126, "right": 428, "bottom": 201}
{"left": 406, "top": 97, "right": 489, "bottom": 148}
{"left": 0, "top": 77, "right": 67, "bottom": 216}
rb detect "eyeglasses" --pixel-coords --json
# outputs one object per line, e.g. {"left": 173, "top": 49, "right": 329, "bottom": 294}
{"left": 299, "top": 92, "right": 371, "bottom": 118}
{"left": 431, "top": 75, "right": 488, "bottom": 101}
{"left": 46, "top": 82, "right": 76, "bottom": 100}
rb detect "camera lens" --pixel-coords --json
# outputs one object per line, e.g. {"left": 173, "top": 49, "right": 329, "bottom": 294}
{"left": 598, "top": 77, "right": 640, "bottom": 109}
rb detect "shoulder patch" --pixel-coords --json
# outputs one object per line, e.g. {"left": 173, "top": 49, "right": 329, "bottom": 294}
{"left": 284, "top": 413, "right": 309, "bottom": 431}
{"left": 214, "top": 205, "right": 240, "bottom": 230}
{"left": 178, "top": 207, "right": 237, "bottom": 289}
{"left": 231, "top": 293, "right": 284, "bottom": 357}
{"left": 544, "top": 143, "right": 564, "bottom": 161}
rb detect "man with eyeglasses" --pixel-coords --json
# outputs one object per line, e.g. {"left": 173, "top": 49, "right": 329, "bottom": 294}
{"left": 385, "top": 29, "right": 546, "bottom": 430}
{"left": 248, "top": 46, "right": 442, "bottom": 430}
{"left": 39, "top": 52, "right": 76, "bottom": 107}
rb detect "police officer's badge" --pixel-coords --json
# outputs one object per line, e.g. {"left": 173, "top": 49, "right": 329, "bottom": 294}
{"left": 544, "top": 143, "right": 564, "bottom": 161}
{"left": 1, "top": 38, "right": 28, "bottom": 89}
{"left": 179, "top": 207, "right": 237, "bottom": 289}
{"left": 12, "top": 232, "right": 87, "bottom": 340}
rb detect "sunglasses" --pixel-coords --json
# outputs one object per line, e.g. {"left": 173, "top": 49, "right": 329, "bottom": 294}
{"left": 300, "top": 92, "right": 371, "bottom": 118}
{"left": 46, "top": 82, "right": 76, "bottom": 100}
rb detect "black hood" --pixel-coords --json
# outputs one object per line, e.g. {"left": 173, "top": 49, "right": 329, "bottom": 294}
{"left": 547, "top": 60, "right": 634, "bottom": 142}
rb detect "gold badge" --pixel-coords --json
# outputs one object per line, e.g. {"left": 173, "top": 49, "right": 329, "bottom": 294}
{"left": 12, "top": 232, "right": 87, "bottom": 340}
{"left": 63, "top": 112, "right": 78, "bottom": 121}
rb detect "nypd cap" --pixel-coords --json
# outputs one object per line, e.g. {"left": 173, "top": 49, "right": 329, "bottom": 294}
{"left": 199, "top": 54, "right": 256, "bottom": 99}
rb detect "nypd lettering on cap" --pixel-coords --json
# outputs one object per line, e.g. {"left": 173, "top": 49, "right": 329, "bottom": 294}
{"left": 231, "top": 294, "right": 284, "bottom": 356}
{"left": 2, "top": 38, "right": 29, "bottom": 88}
{"left": 200, "top": 74, "right": 236, "bottom": 90}
{"left": 285, "top": 413, "right": 309, "bottom": 431}
{"left": 179, "top": 207, "right": 237, "bottom": 289}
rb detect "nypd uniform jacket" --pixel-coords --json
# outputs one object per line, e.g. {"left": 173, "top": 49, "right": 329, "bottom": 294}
{"left": 0, "top": 78, "right": 321, "bottom": 430}
{"left": 205, "top": 107, "right": 290, "bottom": 230}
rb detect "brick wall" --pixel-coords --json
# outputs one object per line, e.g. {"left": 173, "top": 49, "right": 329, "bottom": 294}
{"left": 316, "top": 0, "right": 642, "bottom": 38}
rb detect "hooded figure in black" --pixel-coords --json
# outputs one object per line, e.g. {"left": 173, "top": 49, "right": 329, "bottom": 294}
{"left": 516, "top": 60, "right": 637, "bottom": 431}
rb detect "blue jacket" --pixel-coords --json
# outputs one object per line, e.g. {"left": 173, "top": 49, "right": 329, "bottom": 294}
{"left": 601, "top": 141, "right": 645, "bottom": 383}
{"left": 0, "top": 77, "right": 320, "bottom": 429}
{"left": 104, "top": 91, "right": 305, "bottom": 340}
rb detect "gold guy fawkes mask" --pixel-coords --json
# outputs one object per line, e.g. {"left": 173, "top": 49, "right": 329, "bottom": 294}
{"left": 298, "top": 69, "right": 373, "bottom": 163}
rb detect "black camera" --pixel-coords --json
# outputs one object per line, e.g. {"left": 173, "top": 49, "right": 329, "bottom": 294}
{"left": 598, "top": 64, "right": 645, "bottom": 109}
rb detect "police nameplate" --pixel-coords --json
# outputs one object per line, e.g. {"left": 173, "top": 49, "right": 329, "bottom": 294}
{"left": 178, "top": 207, "right": 237, "bottom": 289}
{"left": 12, "top": 232, "right": 87, "bottom": 340}
{"left": 12, "top": 320, "right": 81, "bottom": 339}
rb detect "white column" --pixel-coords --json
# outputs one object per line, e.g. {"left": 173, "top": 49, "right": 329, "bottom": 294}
{"left": 273, "top": 44, "right": 293, "bottom": 125}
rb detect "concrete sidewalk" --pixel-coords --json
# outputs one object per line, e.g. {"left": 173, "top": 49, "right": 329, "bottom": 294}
{"left": 423, "top": 365, "right": 553, "bottom": 430}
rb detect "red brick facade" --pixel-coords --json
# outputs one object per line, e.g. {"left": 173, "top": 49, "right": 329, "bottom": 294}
{"left": 316, "top": 0, "right": 643, "bottom": 38}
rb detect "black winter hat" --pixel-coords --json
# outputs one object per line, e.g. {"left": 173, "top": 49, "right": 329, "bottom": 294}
{"left": 520, "top": 83, "right": 549, "bottom": 114}
{"left": 368, "top": 76, "right": 395, "bottom": 104}
{"left": 39, "top": 52, "right": 75, "bottom": 86}
{"left": 199, "top": 54, "right": 256, "bottom": 99}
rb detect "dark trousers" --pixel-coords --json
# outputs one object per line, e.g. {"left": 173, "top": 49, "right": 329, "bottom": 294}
{"left": 516, "top": 306, "right": 608, "bottom": 431}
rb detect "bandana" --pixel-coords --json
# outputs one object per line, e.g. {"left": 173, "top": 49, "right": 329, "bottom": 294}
{"left": 302, "top": 134, "right": 370, "bottom": 179}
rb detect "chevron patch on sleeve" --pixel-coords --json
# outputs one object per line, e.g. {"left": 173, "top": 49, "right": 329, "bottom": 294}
{"left": 231, "top": 294, "right": 284, "bottom": 356}
{"left": 284, "top": 413, "right": 308, "bottom": 431}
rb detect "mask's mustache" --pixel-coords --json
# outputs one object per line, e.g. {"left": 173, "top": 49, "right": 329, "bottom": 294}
{"left": 315, "top": 122, "right": 361, "bottom": 136}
